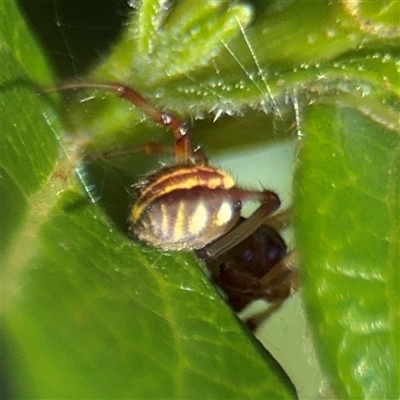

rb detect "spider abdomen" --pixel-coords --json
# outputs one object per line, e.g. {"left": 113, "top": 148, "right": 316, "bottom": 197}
{"left": 130, "top": 165, "right": 242, "bottom": 250}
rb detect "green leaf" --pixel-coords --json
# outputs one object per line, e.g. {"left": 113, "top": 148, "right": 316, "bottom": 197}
{"left": 0, "top": 1, "right": 59, "bottom": 260}
{"left": 294, "top": 105, "right": 399, "bottom": 399}
{"left": 7, "top": 190, "right": 295, "bottom": 398}
{"left": 63, "top": 0, "right": 398, "bottom": 145}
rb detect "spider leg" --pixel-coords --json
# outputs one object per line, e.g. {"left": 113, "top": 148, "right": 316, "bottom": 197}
{"left": 243, "top": 250, "right": 299, "bottom": 330}
{"left": 41, "top": 81, "right": 194, "bottom": 163}
{"left": 259, "top": 250, "right": 299, "bottom": 295}
{"left": 202, "top": 188, "right": 280, "bottom": 259}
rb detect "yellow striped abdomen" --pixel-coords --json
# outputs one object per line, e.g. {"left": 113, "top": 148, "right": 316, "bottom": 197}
{"left": 129, "top": 165, "right": 241, "bottom": 250}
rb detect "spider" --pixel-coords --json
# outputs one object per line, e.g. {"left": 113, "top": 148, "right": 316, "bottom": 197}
{"left": 45, "top": 81, "right": 298, "bottom": 310}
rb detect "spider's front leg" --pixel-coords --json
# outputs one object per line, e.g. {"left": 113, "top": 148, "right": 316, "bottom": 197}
{"left": 41, "top": 81, "right": 195, "bottom": 163}
{"left": 201, "top": 188, "right": 281, "bottom": 259}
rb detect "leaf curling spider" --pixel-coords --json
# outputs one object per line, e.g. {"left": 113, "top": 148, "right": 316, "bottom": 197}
{"left": 44, "top": 81, "right": 298, "bottom": 308}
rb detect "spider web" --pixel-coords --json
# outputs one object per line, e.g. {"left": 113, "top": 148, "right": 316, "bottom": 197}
{"left": 17, "top": 0, "right": 130, "bottom": 79}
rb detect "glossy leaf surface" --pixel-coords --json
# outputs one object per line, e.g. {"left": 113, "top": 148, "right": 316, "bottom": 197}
{"left": 294, "top": 105, "right": 399, "bottom": 398}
